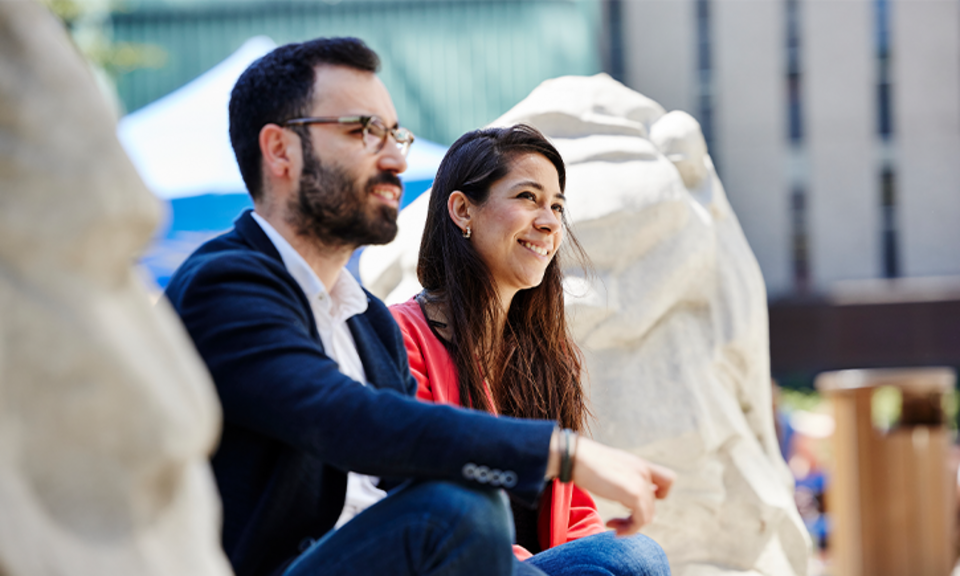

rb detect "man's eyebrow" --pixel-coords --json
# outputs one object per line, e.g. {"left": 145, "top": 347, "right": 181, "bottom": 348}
{"left": 341, "top": 114, "right": 398, "bottom": 129}
{"left": 374, "top": 115, "right": 399, "bottom": 129}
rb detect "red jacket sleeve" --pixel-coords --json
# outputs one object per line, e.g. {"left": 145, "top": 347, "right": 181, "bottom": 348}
{"left": 565, "top": 484, "right": 606, "bottom": 543}
{"left": 540, "top": 479, "right": 606, "bottom": 549}
{"left": 389, "top": 299, "right": 461, "bottom": 405}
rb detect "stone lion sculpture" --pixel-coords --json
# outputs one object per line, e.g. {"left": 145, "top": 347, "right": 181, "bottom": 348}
{"left": 0, "top": 3, "right": 230, "bottom": 574}
{"left": 360, "top": 74, "right": 810, "bottom": 576}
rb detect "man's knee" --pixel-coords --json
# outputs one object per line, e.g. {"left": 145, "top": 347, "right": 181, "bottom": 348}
{"left": 604, "top": 534, "right": 670, "bottom": 576}
{"left": 415, "top": 481, "right": 512, "bottom": 541}
{"left": 405, "top": 481, "right": 515, "bottom": 573}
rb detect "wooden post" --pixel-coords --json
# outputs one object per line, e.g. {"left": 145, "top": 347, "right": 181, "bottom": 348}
{"left": 816, "top": 368, "right": 956, "bottom": 576}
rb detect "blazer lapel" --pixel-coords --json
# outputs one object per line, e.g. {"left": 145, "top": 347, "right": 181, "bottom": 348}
{"left": 234, "top": 209, "right": 284, "bottom": 264}
{"left": 348, "top": 313, "right": 407, "bottom": 395}
{"left": 236, "top": 209, "right": 406, "bottom": 394}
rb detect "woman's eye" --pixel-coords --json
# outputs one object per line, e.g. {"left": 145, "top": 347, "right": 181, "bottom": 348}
{"left": 518, "top": 191, "right": 536, "bottom": 201}
{"left": 553, "top": 204, "right": 565, "bottom": 214}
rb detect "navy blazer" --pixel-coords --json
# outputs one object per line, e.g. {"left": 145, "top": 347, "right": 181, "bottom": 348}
{"left": 165, "top": 210, "right": 555, "bottom": 576}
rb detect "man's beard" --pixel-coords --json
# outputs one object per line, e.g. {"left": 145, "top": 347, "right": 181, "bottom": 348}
{"left": 288, "top": 144, "right": 402, "bottom": 249}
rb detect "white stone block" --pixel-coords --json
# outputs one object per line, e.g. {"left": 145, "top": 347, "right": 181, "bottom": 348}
{"left": 361, "top": 74, "right": 810, "bottom": 575}
{"left": 0, "top": 3, "right": 231, "bottom": 575}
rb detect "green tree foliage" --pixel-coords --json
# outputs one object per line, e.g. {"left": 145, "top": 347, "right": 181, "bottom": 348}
{"left": 42, "top": 0, "right": 166, "bottom": 79}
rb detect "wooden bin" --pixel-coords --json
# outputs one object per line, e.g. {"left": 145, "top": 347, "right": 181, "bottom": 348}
{"left": 816, "top": 368, "right": 956, "bottom": 576}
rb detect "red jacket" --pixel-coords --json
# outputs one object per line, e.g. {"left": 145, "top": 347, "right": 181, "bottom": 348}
{"left": 390, "top": 298, "right": 606, "bottom": 560}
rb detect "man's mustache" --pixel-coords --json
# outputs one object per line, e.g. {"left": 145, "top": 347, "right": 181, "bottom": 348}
{"left": 366, "top": 172, "right": 404, "bottom": 195}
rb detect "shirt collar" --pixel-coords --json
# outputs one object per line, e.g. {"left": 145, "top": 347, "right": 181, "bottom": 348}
{"left": 251, "top": 212, "right": 368, "bottom": 321}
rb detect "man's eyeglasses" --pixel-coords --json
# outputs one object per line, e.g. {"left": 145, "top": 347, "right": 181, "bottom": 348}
{"left": 283, "top": 115, "right": 415, "bottom": 157}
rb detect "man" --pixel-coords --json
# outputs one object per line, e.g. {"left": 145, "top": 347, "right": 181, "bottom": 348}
{"left": 165, "top": 37, "right": 674, "bottom": 576}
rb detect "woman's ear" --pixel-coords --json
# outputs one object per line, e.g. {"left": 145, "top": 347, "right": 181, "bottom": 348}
{"left": 447, "top": 191, "right": 473, "bottom": 233}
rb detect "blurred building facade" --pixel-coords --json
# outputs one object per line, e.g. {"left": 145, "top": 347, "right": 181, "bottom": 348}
{"left": 615, "top": 0, "right": 960, "bottom": 378}
{"left": 619, "top": 0, "right": 960, "bottom": 298}
{"left": 108, "top": 0, "right": 960, "bottom": 377}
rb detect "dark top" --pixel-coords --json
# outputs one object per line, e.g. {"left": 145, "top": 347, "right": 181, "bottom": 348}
{"left": 163, "top": 210, "right": 555, "bottom": 576}
{"left": 510, "top": 496, "right": 543, "bottom": 554}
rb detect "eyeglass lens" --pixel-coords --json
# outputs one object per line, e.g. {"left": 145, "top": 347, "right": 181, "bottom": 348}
{"left": 362, "top": 117, "right": 413, "bottom": 157}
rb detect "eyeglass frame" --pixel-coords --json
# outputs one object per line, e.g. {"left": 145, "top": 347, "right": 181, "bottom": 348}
{"left": 282, "top": 115, "right": 415, "bottom": 157}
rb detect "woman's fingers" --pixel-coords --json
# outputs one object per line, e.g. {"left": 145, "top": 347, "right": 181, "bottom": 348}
{"left": 603, "top": 478, "right": 655, "bottom": 535}
{"left": 605, "top": 516, "right": 637, "bottom": 536}
{"left": 648, "top": 462, "right": 676, "bottom": 499}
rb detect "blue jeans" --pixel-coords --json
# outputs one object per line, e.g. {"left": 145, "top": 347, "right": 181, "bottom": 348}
{"left": 283, "top": 480, "right": 670, "bottom": 576}
{"left": 523, "top": 531, "right": 671, "bottom": 576}
{"left": 283, "top": 480, "right": 516, "bottom": 576}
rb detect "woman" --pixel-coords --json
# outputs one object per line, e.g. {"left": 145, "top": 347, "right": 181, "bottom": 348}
{"left": 390, "top": 125, "right": 669, "bottom": 575}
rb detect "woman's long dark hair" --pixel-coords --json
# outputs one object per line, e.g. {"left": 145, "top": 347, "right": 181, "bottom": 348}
{"left": 418, "top": 124, "right": 589, "bottom": 432}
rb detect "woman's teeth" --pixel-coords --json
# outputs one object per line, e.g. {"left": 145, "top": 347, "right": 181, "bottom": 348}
{"left": 521, "top": 241, "right": 548, "bottom": 256}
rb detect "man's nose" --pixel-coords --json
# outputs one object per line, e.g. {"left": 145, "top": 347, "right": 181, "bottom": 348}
{"left": 377, "top": 141, "right": 408, "bottom": 175}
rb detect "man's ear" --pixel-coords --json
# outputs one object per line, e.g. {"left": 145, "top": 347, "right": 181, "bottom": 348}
{"left": 447, "top": 191, "right": 474, "bottom": 234}
{"left": 259, "top": 123, "right": 301, "bottom": 183}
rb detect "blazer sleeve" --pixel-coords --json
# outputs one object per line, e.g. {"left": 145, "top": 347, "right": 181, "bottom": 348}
{"left": 167, "top": 252, "right": 553, "bottom": 505}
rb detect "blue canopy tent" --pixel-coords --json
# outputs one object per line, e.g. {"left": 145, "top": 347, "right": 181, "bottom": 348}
{"left": 118, "top": 36, "right": 446, "bottom": 287}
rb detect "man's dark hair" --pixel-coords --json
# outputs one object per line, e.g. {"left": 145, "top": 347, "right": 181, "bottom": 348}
{"left": 229, "top": 37, "right": 380, "bottom": 201}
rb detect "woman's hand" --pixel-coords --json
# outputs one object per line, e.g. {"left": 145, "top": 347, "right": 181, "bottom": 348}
{"left": 546, "top": 431, "right": 676, "bottom": 536}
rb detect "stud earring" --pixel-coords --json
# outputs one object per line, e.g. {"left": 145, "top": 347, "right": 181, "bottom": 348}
{"left": 462, "top": 226, "right": 472, "bottom": 239}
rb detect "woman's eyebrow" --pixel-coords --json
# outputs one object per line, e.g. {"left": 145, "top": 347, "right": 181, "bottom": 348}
{"left": 511, "top": 180, "right": 544, "bottom": 191}
{"left": 510, "top": 181, "right": 566, "bottom": 202}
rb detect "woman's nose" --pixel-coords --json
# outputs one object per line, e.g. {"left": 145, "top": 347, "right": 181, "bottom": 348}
{"left": 535, "top": 206, "right": 561, "bottom": 232}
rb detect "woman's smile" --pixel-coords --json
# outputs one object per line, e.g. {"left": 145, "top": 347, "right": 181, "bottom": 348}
{"left": 467, "top": 152, "right": 565, "bottom": 300}
{"left": 519, "top": 239, "right": 550, "bottom": 257}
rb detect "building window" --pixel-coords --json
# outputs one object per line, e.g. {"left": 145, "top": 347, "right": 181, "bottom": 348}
{"left": 876, "top": 0, "right": 893, "bottom": 139}
{"left": 881, "top": 167, "right": 899, "bottom": 278}
{"left": 791, "top": 187, "right": 810, "bottom": 292}
{"left": 605, "top": 0, "right": 625, "bottom": 83}
{"left": 876, "top": 0, "right": 897, "bottom": 279}
{"left": 786, "top": 0, "right": 803, "bottom": 144}
{"left": 696, "top": 0, "right": 715, "bottom": 167}
{"left": 786, "top": 0, "right": 808, "bottom": 294}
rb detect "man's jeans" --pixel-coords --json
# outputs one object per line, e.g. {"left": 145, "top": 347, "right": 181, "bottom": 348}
{"left": 283, "top": 480, "right": 670, "bottom": 576}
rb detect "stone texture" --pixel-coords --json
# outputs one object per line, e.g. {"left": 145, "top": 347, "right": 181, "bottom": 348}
{"left": 361, "top": 74, "right": 810, "bottom": 575}
{"left": 0, "top": 3, "right": 231, "bottom": 574}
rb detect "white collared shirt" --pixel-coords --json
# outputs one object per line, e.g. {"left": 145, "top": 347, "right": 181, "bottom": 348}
{"left": 251, "top": 212, "right": 386, "bottom": 528}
